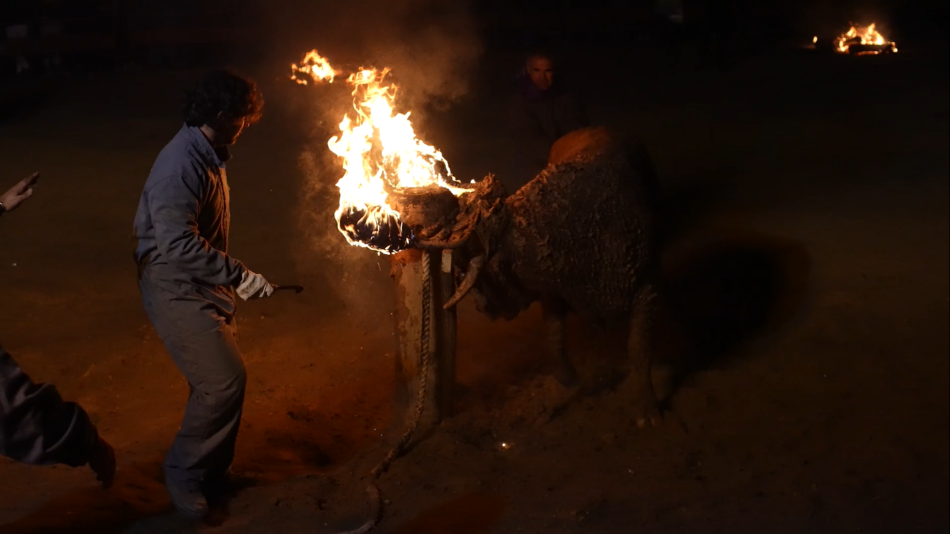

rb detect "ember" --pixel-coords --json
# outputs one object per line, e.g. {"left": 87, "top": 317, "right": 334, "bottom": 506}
{"left": 835, "top": 23, "right": 897, "bottom": 55}
{"left": 291, "top": 50, "right": 471, "bottom": 254}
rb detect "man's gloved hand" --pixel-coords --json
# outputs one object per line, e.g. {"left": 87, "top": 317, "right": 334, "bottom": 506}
{"left": 236, "top": 269, "right": 275, "bottom": 301}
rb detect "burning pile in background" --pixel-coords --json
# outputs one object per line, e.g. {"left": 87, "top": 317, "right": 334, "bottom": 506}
{"left": 835, "top": 23, "right": 898, "bottom": 55}
{"left": 291, "top": 50, "right": 469, "bottom": 254}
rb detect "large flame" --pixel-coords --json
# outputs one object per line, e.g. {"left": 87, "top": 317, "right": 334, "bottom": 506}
{"left": 835, "top": 23, "right": 897, "bottom": 54}
{"left": 292, "top": 50, "right": 469, "bottom": 254}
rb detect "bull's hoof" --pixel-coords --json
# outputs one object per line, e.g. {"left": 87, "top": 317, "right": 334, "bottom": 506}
{"left": 635, "top": 396, "right": 663, "bottom": 429}
{"left": 553, "top": 365, "right": 579, "bottom": 387}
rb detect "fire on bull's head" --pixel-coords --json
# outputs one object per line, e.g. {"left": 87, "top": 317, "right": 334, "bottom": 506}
{"left": 291, "top": 48, "right": 529, "bottom": 317}
{"left": 291, "top": 50, "right": 471, "bottom": 254}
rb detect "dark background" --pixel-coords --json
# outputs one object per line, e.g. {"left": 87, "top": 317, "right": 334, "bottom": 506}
{"left": 2, "top": 0, "right": 948, "bottom": 72}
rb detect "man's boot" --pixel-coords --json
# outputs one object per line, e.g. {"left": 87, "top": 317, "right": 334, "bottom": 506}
{"left": 166, "top": 482, "right": 209, "bottom": 519}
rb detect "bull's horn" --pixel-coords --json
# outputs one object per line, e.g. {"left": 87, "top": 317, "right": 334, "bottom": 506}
{"left": 443, "top": 255, "right": 485, "bottom": 309}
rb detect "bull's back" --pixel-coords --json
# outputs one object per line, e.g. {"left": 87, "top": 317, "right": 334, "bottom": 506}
{"left": 548, "top": 126, "right": 617, "bottom": 167}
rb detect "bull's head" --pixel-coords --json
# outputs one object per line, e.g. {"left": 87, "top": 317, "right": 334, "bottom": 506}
{"left": 415, "top": 175, "right": 534, "bottom": 319}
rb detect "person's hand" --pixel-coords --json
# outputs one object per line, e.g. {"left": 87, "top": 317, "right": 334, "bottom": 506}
{"left": 236, "top": 269, "right": 275, "bottom": 301}
{"left": 0, "top": 172, "right": 39, "bottom": 213}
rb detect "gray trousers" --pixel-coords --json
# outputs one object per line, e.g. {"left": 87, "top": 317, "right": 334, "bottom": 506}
{"left": 0, "top": 345, "right": 98, "bottom": 467}
{"left": 139, "top": 277, "right": 246, "bottom": 489}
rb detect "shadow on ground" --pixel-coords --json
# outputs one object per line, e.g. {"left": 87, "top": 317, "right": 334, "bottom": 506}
{"left": 448, "top": 221, "right": 811, "bottom": 438}
{"left": 656, "top": 231, "right": 812, "bottom": 398}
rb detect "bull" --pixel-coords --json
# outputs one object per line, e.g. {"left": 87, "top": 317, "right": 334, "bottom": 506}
{"left": 416, "top": 126, "right": 662, "bottom": 428}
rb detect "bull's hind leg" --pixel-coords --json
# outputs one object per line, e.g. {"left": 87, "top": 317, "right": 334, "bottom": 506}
{"left": 542, "top": 298, "right": 578, "bottom": 387}
{"left": 629, "top": 285, "right": 662, "bottom": 428}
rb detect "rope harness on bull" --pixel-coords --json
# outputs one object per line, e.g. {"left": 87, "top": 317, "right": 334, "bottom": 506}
{"left": 335, "top": 251, "right": 433, "bottom": 534}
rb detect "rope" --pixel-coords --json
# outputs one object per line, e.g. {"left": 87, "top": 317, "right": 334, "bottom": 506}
{"left": 335, "top": 251, "right": 433, "bottom": 534}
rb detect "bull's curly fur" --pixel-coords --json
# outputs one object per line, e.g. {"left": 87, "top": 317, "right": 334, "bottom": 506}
{"left": 449, "top": 126, "right": 662, "bottom": 427}
{"left": 505, "top": 129, "right": 656, "bottom": 322}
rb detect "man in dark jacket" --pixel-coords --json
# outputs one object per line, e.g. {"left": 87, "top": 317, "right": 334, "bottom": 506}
{"left": 1, "top": 172, "right": 116, "bottom": 488}
{"left": 132, "top": 70, "right": 274, "bottom": 518}
{"left": 507, "top": 50, "right": 589, "bottom": 184}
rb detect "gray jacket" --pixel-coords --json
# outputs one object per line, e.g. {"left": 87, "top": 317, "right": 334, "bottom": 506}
{"left": 132, "top": 125, "right": 246, "bottom": 317}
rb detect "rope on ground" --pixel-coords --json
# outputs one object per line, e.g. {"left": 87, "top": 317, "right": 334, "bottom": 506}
{"left": 335, "top": 251, "right": 433, "bottom": 534}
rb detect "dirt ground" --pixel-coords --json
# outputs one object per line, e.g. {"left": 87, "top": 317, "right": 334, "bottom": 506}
{"left": 1, "top": 40, "right": 948, "bottom": 534}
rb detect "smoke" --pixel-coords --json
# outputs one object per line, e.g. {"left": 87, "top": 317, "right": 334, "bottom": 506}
{"left": 281, "top": 0, "right": 483, "bottom": 331}
{"left": 259, "top": 0, "right": 482, "bottom": 112}
{"left": 295, "top": 146, "right": 396, "bottom": 332}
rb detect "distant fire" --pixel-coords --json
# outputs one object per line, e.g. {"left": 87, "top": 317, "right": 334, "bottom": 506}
{"left": 835, "top": 23, "right": 897, "bottom": 55}
{"left": 291, "top": 50, "right": 470, "bottom": 254}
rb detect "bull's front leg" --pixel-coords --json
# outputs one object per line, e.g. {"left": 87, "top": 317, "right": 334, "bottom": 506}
{"left": 628, "top": 285, "right": 662, "bottom": 428}
{"left": 542, "top": 298, "right": 578, "bottom": 386}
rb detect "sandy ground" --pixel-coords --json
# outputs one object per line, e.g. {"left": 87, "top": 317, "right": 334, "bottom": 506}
{"left": 1, "top": 41, "right": 947, "bottom": 534}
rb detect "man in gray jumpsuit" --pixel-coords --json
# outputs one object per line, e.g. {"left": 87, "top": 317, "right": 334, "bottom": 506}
{"left": 1, "top": 173, "right": 116, "bottom": 488}
{"left": 133, "top": 70, "right": 274, "bottom": 518}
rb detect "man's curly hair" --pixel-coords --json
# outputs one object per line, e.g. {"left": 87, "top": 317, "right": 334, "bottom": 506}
{"left": 182, "top": 69, "right": 264, "bottom": 127}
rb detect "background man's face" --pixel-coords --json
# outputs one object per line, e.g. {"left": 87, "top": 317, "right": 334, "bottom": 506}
{"left": 527, "top": 56, "right": 554, "bottom": 91}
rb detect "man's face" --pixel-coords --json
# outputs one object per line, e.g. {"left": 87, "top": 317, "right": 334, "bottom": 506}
{"left": 527, "top": 56, "right": 554, "bottom": 91}
{"left": 213, "top": 115, "right": 248, "bottom": 146}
